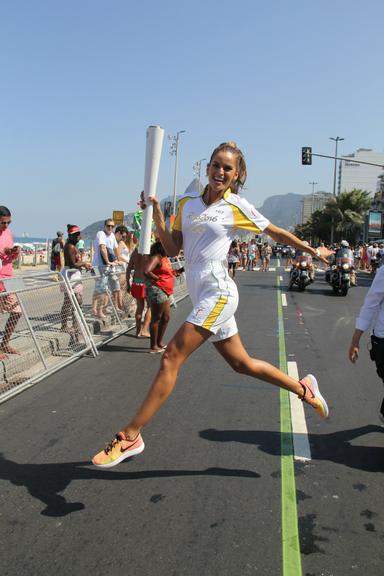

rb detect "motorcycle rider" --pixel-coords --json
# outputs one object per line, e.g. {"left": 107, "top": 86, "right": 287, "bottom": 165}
{"left": 326, "top": 240, "right": 356, "bottom": 286}
{"left": 292, "top": 241, "right": 315, "bottom": 282}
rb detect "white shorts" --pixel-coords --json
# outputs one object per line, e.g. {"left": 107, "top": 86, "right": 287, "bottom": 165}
{"left": 185, "top": 261, "right": 239, "bottom": 342}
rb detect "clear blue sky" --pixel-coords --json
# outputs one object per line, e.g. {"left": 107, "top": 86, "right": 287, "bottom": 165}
{"left": 1, "top": 0, "right": 383, "bottom": 237}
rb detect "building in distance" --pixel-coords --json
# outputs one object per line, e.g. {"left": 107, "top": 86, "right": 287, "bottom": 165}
{"left": 301, "top": 191, "right": 333, "bottom": 224}
{"left": 338, "top": 149, "right": 384, "bottom": 196}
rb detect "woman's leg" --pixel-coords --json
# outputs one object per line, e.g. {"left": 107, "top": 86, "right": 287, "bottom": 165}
{"left": 149, "top": 301, "right": 163, "bottom": 352}
{"left": 213, "top": 333, "right": 328, "bottom": 417}
{"left": 214, "top": 333, "right": 303, "bottom": 393}
{"left": 123, "top": 322, "right": 211, "bottom": 438}
{"left": 157, "top": 300, "right": 170, "bottom": 348}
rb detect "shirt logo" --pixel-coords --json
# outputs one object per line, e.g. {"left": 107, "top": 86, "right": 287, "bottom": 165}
{"left": 188, "top": 212, "right": 218, "bottom": 234}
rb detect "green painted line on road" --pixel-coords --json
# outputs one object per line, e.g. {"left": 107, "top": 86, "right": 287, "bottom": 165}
{"left": 276, "top": 276, "right": 302, "bottom": 576}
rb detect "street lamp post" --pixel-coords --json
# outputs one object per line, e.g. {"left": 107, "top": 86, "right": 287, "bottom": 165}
{"left": 169, "top": 130, "right": 186, "bottom": 216}
{"left": 330, "top": 136, "right": 344, "bottom": 244}
{"left": 193, "top": 158, "right": 207, "bottom": 188}
{"left": 309, "top": 181, "right": 318, "bottom": 214}
{"left": 330, "top": 136, "right": 344, "bottom": 197}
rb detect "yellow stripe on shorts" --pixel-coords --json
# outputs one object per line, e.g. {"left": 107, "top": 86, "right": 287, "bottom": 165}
{"left": 202, "top": 295, "right": 228, "bottom": 330}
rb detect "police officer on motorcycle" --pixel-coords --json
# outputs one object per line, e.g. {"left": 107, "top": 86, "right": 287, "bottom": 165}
{"left": 326, "top": 240, "right": 356, "bottom": 287}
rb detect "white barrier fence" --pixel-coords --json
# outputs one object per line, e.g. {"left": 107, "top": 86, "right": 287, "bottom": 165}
{"left": 0, "top": 259, "right": 188, "bottom": 403}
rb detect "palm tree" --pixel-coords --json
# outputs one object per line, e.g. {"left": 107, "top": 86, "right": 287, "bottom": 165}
{"left": 324, "top": 189, "right": 371, "bottom": 244}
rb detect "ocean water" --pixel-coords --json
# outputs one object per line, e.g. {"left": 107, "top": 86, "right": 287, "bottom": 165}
{"left": 14, "top": 236, "right": 48, "bottom": 243}
{"left": 14, "top": 237, "right": 92, "bottom": 249}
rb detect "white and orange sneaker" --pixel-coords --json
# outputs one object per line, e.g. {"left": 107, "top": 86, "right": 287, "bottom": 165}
{"left": 299, "top": 374, "right": 329, "bottom": 418}
{"left": 92, "top": 432, "right": 145, "bottom": 468}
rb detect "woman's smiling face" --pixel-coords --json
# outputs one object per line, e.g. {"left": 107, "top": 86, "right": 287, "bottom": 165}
{"left": 207, "top": 150, "right": 239, "bottom": 194}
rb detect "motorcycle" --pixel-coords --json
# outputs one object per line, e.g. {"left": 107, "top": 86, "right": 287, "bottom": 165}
{"left": 289, "top": 254, "right": 313, "bottom": 291}
{"left": 326, "top": 250, "right": 354, "bottom": 296}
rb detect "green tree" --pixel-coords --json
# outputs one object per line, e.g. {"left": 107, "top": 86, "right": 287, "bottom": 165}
{"left": 294, "top": 189, "right": 371, "bottom": 244}
{"left": 324, "top": 189, "right": 371, "bottom": 244}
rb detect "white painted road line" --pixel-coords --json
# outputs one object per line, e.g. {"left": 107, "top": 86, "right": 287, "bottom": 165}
{"left": 287, "top": 361, "right": 311, "bottom": 462}
{"left": 279, "top": 275, "right": 283, "bottom": 281}
{"left": 281, "top": 293, "right": 287, "bottom": 307}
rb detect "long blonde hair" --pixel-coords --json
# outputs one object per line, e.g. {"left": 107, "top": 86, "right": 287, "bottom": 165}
{"left": 208, "top": 141, "right": 247, "bottom": 194}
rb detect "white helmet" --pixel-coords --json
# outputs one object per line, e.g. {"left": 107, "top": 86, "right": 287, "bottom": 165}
{"left": 340, "top": 240, "right": 349, "bottom": 247}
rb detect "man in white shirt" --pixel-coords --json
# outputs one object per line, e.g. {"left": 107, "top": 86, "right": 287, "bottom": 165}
{"left": 349, "top": 264, "right": 384, "bottom": 423}
{"left": 367, "top": 242, "right": 379, "bottom": 272}
{"left": 92, "top": 219, "right": 121, "bottom": 318}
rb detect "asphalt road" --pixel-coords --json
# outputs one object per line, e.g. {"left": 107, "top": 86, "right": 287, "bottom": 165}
{"left": 0, "top": 262, "right": 383, "bottom": 576}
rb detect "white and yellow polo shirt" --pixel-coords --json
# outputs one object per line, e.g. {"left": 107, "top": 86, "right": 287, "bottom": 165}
{"left": 173, "top": 187, "right": 270, "bottom": 265}
{"left": 173, "top": 187, "right": 270, "bottom": 340}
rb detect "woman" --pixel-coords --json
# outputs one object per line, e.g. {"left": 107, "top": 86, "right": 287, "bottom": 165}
{"left": 92, "top": 141, "right": 330, "bottom": 468}
{"left": 144, "top": 240, "right": 184, "bottom": 354}
{"left": 60, "top": 225, "right": 92, "bottom": 338}
{"left": 240, "top": 241, "right": 248, "bottom": 271}
{"left": 115, "top": 225, "right": 130, "bottom": 314}
{"left": 227, "top": 239, "right": 240, "bottom": 278}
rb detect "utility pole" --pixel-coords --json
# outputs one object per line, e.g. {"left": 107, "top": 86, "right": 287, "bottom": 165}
{"left": 330, "top": 136, "right": 344, "bottom": 197}
{"left": 309, "top": 181, "right": 318, "bottom": 214}
{"left": 193, "top": 158, "right": 206, "bottom": 189}
{"left": 330, "top": 136, "right": 344, "bottom": 243}
{"left": 169, "top": 130, "right": 186, "bottom": 216}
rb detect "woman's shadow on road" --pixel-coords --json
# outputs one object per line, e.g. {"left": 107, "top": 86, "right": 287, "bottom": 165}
{"left": 199, "top": 425, "right": 384, "bottom": 473}
{"left": 0, "top": 454, "right": 260, "bottom": 518}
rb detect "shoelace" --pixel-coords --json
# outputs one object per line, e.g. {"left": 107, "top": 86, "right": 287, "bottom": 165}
{"left": 104, "top": 434, "right": 123, "bottom": 454}
{"left": 298, "top": 380, "right": 314, "bottom": 401}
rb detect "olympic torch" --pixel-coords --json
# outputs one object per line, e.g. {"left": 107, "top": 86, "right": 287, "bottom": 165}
{"left": 138, "top": 125, "right": 165, "bottom": 254}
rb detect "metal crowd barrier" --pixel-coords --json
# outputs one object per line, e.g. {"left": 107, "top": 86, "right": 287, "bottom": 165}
{"left": 0, "top": 259, "right": 188, "bottom": 403}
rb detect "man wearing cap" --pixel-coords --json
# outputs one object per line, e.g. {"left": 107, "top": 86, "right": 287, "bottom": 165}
{"left": 51, "top": 231, "right": 65, "bottom": 272}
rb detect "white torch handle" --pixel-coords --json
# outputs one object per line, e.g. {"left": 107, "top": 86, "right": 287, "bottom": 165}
{"left": 138, "top": 125, "right": 165, "bottom": 255}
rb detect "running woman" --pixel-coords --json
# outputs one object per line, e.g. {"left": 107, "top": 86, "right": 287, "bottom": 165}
{"left": 92, "top": 141, "right": 330, "bottom": 468}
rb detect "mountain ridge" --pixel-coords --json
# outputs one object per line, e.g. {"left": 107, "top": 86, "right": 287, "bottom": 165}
{"left": 81, "top": 191, "right": 305, "bottom": 239}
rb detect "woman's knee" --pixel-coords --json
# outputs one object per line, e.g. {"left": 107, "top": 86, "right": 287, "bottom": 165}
{"left": 160, "top": 344, "right": 186, "bottom": 371}
{"left": 228, "top": 357, "right": 249, "bottom": 374}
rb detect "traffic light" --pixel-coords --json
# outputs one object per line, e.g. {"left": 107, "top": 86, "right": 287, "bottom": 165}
{"left": 301, "top": 147, "right": 312, "bottom": 165}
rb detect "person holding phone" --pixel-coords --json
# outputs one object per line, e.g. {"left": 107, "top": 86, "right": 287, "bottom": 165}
{"left": 0, "top": 206, "right": 22, "bottom": 358}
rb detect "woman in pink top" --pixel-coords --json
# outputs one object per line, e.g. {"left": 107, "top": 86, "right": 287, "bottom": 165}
{"left": 0, "top": 206, "right": 21, "bottom": 359}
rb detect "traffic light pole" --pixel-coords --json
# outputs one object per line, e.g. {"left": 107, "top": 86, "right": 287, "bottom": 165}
{"left": 301, "top": 149, "right": 384, "bottom": 245}
{"left": 311, "top": 152, "right": 384, "bottom": 169}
